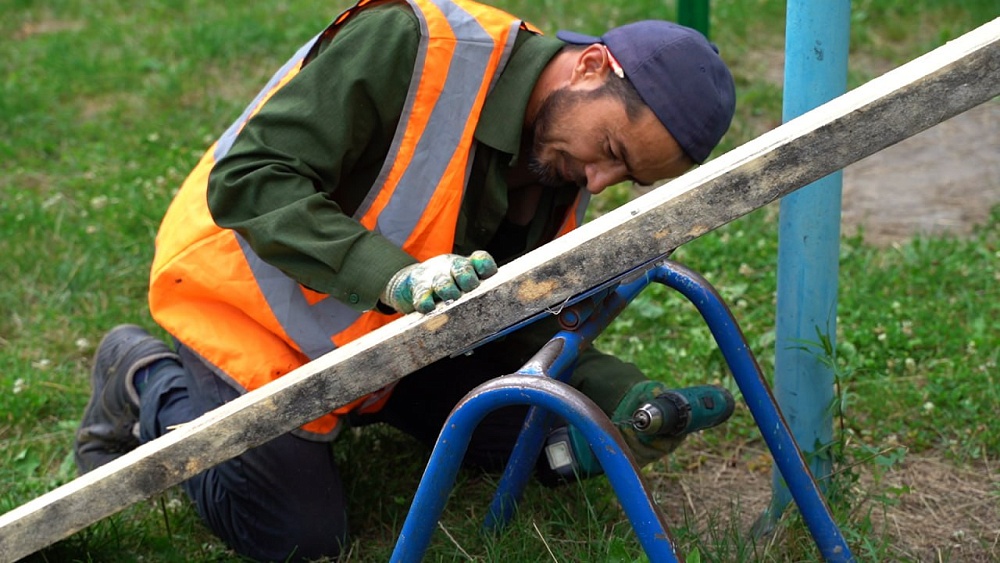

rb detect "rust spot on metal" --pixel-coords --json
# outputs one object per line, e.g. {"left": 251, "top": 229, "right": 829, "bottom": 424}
{"left": 517, "top": 279, "right": 558, "bottom": 302}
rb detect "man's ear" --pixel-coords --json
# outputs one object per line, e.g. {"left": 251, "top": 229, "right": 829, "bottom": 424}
{"left": 569, "top": 44, "right": 613, "bottom": 88}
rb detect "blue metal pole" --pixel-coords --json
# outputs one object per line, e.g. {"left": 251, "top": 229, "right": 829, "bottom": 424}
{"left": 767, "top": 0, "right": 851, "bottom": 522}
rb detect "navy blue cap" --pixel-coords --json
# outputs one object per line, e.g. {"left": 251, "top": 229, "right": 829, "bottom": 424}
{"left": 558, "top": 21, "right": 736, "bottom": 163}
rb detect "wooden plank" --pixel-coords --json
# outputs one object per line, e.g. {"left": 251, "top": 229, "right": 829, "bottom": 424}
{"left": 2, "top": 17, "right": 998, "bottom": 562}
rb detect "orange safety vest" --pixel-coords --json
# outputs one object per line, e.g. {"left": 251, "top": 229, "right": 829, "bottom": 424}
{"left": 149, "top": 0, "right": 589, "bottom": 440}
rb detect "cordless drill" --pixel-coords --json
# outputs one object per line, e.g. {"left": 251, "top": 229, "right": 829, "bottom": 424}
{"left": 630, "top": 384, "right": 735, "bottom": 436}
{"left": 542, "top": 384, "right": 736, "bottom": 482}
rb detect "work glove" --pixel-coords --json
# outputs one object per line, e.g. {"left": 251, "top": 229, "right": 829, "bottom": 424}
{"left": 611, "top": 380, "right": 686, "bottom": 467}
{"left": 381, "top": 251, "right": 498, "bottom": 314}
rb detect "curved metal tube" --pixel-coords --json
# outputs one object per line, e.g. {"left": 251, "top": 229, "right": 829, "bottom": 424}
{"left": 391, "top": 376, "right": 680, "bottom": 563}
{"left": 652, "top": 261, "right": 853, "bottom": 562}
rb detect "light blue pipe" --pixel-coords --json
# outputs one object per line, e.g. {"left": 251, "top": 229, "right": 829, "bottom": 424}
{"left": 766, "top": 0, "right": 851, "bottom": 525}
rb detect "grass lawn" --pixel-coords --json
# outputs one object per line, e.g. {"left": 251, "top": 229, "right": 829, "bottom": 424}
{"left": 2, "top": 0, "right": 997, "bottom": 561}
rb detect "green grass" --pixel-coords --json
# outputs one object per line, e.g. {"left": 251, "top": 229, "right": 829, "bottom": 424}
{"left": 2, "top": 0, "right": 998, "bottom": 561}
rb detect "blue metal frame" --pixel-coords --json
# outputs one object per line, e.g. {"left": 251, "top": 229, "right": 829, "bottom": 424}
{"left": 391, "top": 376, "right": 681, "bottom": 562}
{"left": 391, "top": 260, "right": 855, "bottom": 562}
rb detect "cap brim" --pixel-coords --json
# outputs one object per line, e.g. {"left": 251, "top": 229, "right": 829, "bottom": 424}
{"left": 555, "top": 30, "right": 603, "bottom": 45}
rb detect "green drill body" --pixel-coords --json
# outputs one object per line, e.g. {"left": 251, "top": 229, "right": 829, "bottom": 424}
{"left": 631, "top": 385, "right": 735, "bottom": 436}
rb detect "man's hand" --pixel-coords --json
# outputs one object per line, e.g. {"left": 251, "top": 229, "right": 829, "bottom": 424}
{"left": 381, "top": 251, "right": 498, "bottom": 314}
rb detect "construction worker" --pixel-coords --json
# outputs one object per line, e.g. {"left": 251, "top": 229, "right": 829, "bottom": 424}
{"left": 74, "top": 0, "right": 736, "bottom": 559}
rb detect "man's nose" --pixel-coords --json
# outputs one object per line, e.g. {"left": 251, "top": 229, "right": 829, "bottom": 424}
{"left": 584, "top": 162, "right": 626, "bottom": 194}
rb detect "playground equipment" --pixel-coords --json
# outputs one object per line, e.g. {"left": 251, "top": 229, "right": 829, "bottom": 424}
{"left": 393, "top": 259, "right": 854, "bottom": 561}
{"left": 0, "top": 16, "right": 997, "bottom": 563}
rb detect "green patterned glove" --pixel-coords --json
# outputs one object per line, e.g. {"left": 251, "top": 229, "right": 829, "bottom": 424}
{"left": 381, "top": 251, "right": 498, "bottom": 314}
{"left": 612, "top": 380, "right": 686, "bottom": 467}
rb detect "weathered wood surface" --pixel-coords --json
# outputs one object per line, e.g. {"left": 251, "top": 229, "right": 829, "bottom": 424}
{"left": 2, "top": 17, "right": 998, "bottom": 562}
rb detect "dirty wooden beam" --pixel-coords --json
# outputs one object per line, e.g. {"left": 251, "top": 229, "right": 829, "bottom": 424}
{"left": 2, "top": 17, "right": 998, "bottom": 562}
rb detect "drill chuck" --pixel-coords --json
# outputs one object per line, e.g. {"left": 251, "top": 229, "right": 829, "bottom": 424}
{"left": 631, "top": 385, "right": 735, "bottom": 437}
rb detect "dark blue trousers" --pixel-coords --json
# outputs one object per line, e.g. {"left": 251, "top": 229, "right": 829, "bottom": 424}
{"left": 139, "top": 341, "right": 535, "bottom": 562}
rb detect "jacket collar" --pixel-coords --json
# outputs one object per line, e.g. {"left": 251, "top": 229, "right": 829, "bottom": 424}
{"left": 475, "top": 31, "right": 563, "bottom": 161}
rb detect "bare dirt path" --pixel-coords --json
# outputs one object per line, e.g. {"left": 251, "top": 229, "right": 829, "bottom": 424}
{"left": 842, "top": 98, "right": 1000, "bottom": 246}
{"left": 654, "top": 447, "right": 1000, "bottom": 562}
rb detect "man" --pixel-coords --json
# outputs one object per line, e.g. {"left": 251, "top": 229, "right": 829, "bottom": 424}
{"left": 75, "top": 0, "right": 735, "bottom": 559}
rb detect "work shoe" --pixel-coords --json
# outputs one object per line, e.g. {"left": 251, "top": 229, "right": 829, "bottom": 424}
{"left": 74, "top": 324, "right": 179, "bottom": 474}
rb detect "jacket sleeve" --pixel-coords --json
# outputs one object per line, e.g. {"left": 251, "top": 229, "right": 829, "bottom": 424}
{"left": 502, "top": 315, "right": 648, "bottom": 416}
{"left": 206, "top": 6, "right": 420, "bottom": 311}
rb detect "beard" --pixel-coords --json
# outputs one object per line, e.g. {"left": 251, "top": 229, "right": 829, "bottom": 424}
{"left": 527, "top": 87, "right": 589, "bottom": 188}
